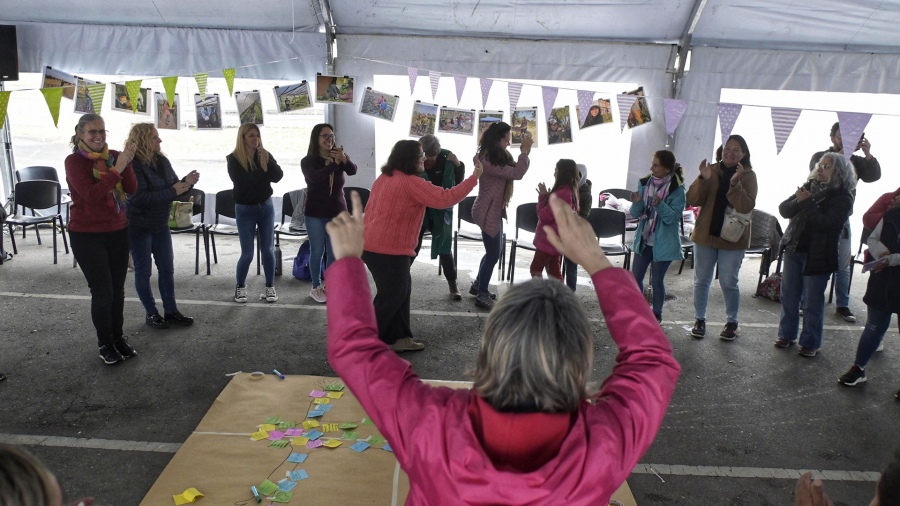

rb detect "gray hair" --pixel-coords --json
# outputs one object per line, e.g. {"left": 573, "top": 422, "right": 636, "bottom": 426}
{"left": 70, "top": 113, "right": 104, "bottom": 152}
{"left": 473, "top": 278, "right": 593, "bottom": 413}
{"left": 811, "top": 152, "right": 856, "bottom": 191}
{"left": 418, "top": 134, "right": 440, "bottom": 157}
{"left": 0, "top": 443, "right": 62, "bottom": 506}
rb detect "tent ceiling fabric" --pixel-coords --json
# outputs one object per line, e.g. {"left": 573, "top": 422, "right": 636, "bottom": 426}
{"left": 4, "top": 0, "right": 900, "bottom": 53}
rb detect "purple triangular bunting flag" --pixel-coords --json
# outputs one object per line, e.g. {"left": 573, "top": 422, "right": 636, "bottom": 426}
{"left": 507, "top": 82, "right": 522, "bottom": 114}
{"left": 663, "top": 99, "right": 688, "bottom": 136}
{"left": 617, "top": 94, "right": 638, "bottom": 132}
{"left": 770, "top": 107, "right": 802, "bottom": 155}
{"left": 717, "top": 103, "right": 743, "bottom": 142}
{"left": 836, "top": 111, "right": 872, "bottom": 163}
{"left": 453, "top": 75, "right": 468, "bottom": 105}
{"left": 429, "top": 71, "right": 440, "bottom": 100}
{"left": 577, "top": 90, "right": 594, "bottom": 127}
{"left": 407, "top": 67, "right": 418, "bottom": 95}
{"left": 541, "top": 86, "right": 558, "bottom": 121}
{"left": 480, "top": 78, "right": 493, "bottom": 109}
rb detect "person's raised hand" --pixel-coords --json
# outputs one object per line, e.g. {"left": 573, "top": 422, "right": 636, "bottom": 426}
{"left": 544, "top": 194, "right": 612, "bottom": 275}
{"left": 795, "top": 186, "right": 811, "bottom": 202}
{"left": 536, "top": 182, "right": 548, "bottom": 196}
{"left": 698, "top": 158, "right": 712, "bottom": 180}
{"left": 331, "top": 145, "right": 347, "bottom": 163}
{"left": 326, "top": 191, "right": 364, "bottom": 260}
{"left": 520, "top": 134, "right": 534, "bottom": 155}
{"left": 630, "top": 191, "right": 641, "bottom": 203}
{"left": 891, "top": 195, "right": 900, "bottom": 208}
{"left": 185, "top": 170, "right": 200, "bottom": 185}
{"left": 731, "top": 162, "right": 745, "bottom": 185}
{"left": 794, "top": 472, "right": 834, "bottom": 506}
{"left": 114, "top": 141, "right": 136, "bottom": 173}
{"left": 473, "top": 158, "right": 484, "bottom": 179}
{"left": 258, "top": 146, "right": 269, "bottom": 171}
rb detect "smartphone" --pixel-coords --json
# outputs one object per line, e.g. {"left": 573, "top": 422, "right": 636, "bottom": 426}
{"left": 856, "top": 133, "right": 866, "bottom": 151}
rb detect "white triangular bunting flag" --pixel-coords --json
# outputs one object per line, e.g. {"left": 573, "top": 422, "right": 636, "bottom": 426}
{"left": 576, "top": 90, "right": 594, "bottom": 127}
{"left": 770, "top": 107, "right": 802, "bottom": 155}
{"left": 836, "top": 111, "right": 872, "bottom": 163}
{"left": 507, "top": 82, "right": 522, "bottom": 114}
{"left": 407, "top": 67, "right": 418, "bottom": 95}
{"left": 453, "top": 75, "right": 468, "bottom": 105}
{"left": 428, "top": 71, "right": 440, "bottom": 100}
{"left": 541, "top": 86, "right": 558, "bottom": 121}
{"left": 480, "top": 78, "right": 493, "bottom": 109}
{"left": 717, "top": 103, "right": 742, "bottom": 142}
{"left": 663, "top": 99, "right": 688, "bottom": 136}
{"left": 616, "top": 94, "right": 638, "bottom": 132}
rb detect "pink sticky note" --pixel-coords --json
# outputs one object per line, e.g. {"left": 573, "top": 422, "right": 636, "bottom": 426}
{"left": 285, "top": 428, "right": 303, "bottom": 437}
{"left": 268, "top": 430, "right": 285, "bottom": 440}
{"left": 307, "top": 439, "right": 323, "bottom": 449}
{"left": 309, "top": 390, "right": 326, "bottom": 398}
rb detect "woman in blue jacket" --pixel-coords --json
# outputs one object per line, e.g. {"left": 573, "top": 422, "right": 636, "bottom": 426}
{"left": 629, "top": 150, "right": 685, "bottom": 323}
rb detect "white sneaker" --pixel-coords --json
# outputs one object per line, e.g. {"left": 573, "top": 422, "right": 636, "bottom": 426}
{"left": 877, "top": 341, "right": 885, "bottom": 352}
{"left": 309, "top": 286, "right": 327, "bottom": 303}
{"left": 234, "top": 285, "right": 247, "bottom": 303}
{"left": 261, "top": 285, "right": 278, "bottom": 303}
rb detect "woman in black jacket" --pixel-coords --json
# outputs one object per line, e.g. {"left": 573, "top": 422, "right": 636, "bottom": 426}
{"left": 775, "top": 152, "right": 854, "bottom": 357}
{"left": 126, "top": 124, "right": 198, "bottom": 329}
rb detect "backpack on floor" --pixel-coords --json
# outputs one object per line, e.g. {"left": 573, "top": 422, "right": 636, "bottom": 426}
{"left": 293, "top": 240, "right": 312, "bottom": 281}
{"left": 756, "top": 272, "right": 782, "bottom": 302}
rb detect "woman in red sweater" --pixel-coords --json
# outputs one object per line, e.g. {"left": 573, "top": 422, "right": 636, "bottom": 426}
{"left": 362, "top": 140, "right": 481, "bottom": 352}
{"left": 65, "top": 114, "right": 138, "bottom": 365}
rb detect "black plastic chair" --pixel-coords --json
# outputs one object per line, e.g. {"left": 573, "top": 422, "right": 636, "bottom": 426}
{"left": 208, "top": 189, "right": 260, "bottom": 275}
{"left": 343, "top": 187, "right": 370, "bottom": 214}
{"left": 586, "top": 208, "right": 631, "bottom": 269}
{"left": 454, "top": 196, "right": 505, "bottom": 281}
{"left": 598, "top": 188, "right": 638, "bottom": 231}
{"left": 745, "top": 209, "right": 784, "bottom": 286}
{"left": 678, "top": 215, "right": 695, "bottom": 274}
{"left": 506, "top": 203, "right": 539, "bottom": 283}
{"left": 829, "top": 227, "right": 872, "bottom": 304}
{"left": 15, "top": 166, "right": 71, "bottom": 236}
{"left": 170, "top": 188, "right": 210, "bottom": 275}
{"left": 275, "top": 190, "right": 309, "bottom": 249}
{"left": 5, "top": 180, "right": 69, "bottom": 264}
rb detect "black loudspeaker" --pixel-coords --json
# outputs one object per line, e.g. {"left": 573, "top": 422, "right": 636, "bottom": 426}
{"left": 0, "top": 25, "right": 19, "bottom": 81}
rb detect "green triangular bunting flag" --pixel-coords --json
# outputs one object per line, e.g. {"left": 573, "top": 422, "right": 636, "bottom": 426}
{"left": 162, "top": 76, "right": 178, "bottom": 108}
{"left": 222, "top": 68, "right": 235, "bottom": 97}
{"left": 86, "top": 83, "right": 106, "bottom": 115}
{"left": 0, "top": 91, "right": 11, "bottom": 130}
{"left": 194, "top": 73, "right": 208, "bottom": 101}
{"left": 40, "top": 87, "right": 64, "bottom": 127}
{"left": 125, "top": 80, "right": 143, "bottom": 113}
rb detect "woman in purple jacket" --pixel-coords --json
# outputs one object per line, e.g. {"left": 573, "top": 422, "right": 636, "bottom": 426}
{"left": 300, "top": 123, "right": 358, "bottom": 303}
{"left": 471, "top": 122, "right": 532, "bottom": 309}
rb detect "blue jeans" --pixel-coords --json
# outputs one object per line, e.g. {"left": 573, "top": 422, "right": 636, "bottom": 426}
{"left": 631, "top": 245, "right": 672, "bottom": 318}
{"left": 834, "top": 220, "right": 852, "bottom": 307}
{"left": 476, "top": 227, "right": 503, "bottom": 293}
{"left": 854, "top": 305, "right": 894, "bottom": 368}
{"left": 129, "top": 224, "right": 177, "bottom": 316}
{"left": 235, "top": 199, "right": 275, "bottom": 286}
{"left": 305, "top": 216, "right": 334, "bottom": 289}
{"left": 778, "top": 251, "right": 830, "bottom": 350}
{"left": 693, "top": 244, "right": 744, "bottom": 323}
{"left": 563, "top": 257, "right": 577, "bottom": 292}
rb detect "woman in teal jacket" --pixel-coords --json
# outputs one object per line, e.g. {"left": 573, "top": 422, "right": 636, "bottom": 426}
{"left": 629, "top": 150, "right": 686, "bottom": 322}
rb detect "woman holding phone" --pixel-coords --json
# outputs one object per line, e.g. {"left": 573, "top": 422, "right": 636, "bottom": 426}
{"left": 301, "top": 123, "right": 358, "bottom": 303}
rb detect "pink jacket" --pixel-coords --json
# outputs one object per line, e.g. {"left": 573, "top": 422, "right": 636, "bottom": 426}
{"left": 327, "top": 259, "right": 680, "bottom": 506}
{"left": 533, "top": 186, "right": 576, "bottom": 256}
{"left": 472, "top": 152, "right": 530, "bottom": 237}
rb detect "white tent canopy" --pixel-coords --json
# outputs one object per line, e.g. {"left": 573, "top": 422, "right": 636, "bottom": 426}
{"left": 5, "top": 0, "right": 900, "bottom": 186}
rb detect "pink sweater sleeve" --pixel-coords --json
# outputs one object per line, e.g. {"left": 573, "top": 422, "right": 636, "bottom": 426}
{"left": 406, "top": 172, "right": 478, "bottom": 208}
{"left": 586, "top": 268, "right": 681, "bottom": 483}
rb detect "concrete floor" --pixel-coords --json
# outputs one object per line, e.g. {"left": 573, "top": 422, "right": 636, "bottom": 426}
{"left": 0, "top": 228, "right": 898, "bottom": 505}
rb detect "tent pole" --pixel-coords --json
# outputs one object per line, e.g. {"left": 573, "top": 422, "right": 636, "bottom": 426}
{"left": 0, "top": 81, "right": 15, "bottom": 208}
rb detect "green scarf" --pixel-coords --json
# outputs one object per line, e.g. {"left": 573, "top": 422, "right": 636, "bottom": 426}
{"left": 422, "top": 149, "right": 456, "bottom": 258}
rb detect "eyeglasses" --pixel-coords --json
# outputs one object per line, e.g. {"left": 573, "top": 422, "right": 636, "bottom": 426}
{"left": 320, "top": 134, "right": 335, "bottom": 140}
{"left": 86, "top": 129, "right": 108, "bottom": 136}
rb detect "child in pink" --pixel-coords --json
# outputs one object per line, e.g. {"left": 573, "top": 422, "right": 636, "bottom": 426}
{"left": 530, "top": 159, "right": 580, "bottom": 279}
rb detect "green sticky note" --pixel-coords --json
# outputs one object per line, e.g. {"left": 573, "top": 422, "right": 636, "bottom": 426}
{"left": 272, "top": 490, "right": 293, "bottom": 503}
{"left": 269, "top": 440, "right": 289, "bottom": 448}
{"left": 257, "top": 479, "right": 279, "bottom": 496}
{"left": 362, "top": 418, "right": 375, "bottom": 426}
{"left": 324, "top": 383, "right": 345, "bottom": 391}
{"left": 265, "top": 417, "right": 282, "bottom": 424}
{"left": 341, "top": 431, "right": 360, "bottom": 440}
{"left": 338, "top": 422, "right": 358, "bottom": 430}
{"left": 367, "top": 436, "right": 386, "bottom": 446}
{"left": 278, "top": 421, "right": 296, "bottom": 429}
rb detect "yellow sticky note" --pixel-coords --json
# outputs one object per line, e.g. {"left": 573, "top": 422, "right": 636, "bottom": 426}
{"left": 173, "top": 487, "right": 204, "bottom": 505}
{"left": 250, "top": 431, "right": 269, "bottom": 441}
{"left": 260, "top": 424, "right": 277, "bottom": 431}
{"left": 323, "top": 439, "right": 343, "bottom": 448}
{"left": 326, "top": 391, "right": 344, "bottom": 399}
{"left": 293, "top": 436, "right": 310, "bottom": 445}
{"left": 321, "top": 423, "right": 339, "bottom": 433}
{"left": 313, "top": 397, "right": 330, "bottom": 405}
{"left": 302, "top": 420, "right": 320, "bottom": 429}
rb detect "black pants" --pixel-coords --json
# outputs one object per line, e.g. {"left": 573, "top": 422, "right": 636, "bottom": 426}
{"left": 362, "top": 251, "right": 412, "bottom": 345}
{"left": 70, "top": 228, "right": 130, "bottom": 347}
{"left": 413, "top": 229, "right": 456, "bottom": 281}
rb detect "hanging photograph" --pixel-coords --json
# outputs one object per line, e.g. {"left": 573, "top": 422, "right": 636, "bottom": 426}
{"left": 40, "top": 66, "right": 77, "bottom": 100}
{"left": 74, "top": 78, "right": 101, "bottom": 114}
{"left": 547, "top": 106, "right": 573, "bottom": 145}
{"left": 409, "top": 101, "right": 438, "bottom": 138}
{"left": 359, "top": 88, "right": 399, "bottom": 122}
{"left": 273, "top": 81, "right": 312, "bottom": 113}
{"left": 315, "top": 74, "right": 354, "bottom": 105}
{"left": 577, "top": 98, "right": 613, "bottom": 129}
{"left": 438, "top": 107, "right": 475, "bottom": 135}
{"left": 194, "top": 93, "right": 222, "bottom": 129}
{"left": 511, "top": 107, "right": 538, "bottom": 146}
{"left": 235, "top": 90, "right": 263, "bottom": 126}
{"left": 625, "top": 86, "right": 652, "bottom": 129}
{"left": 477, "top": 110, "right": 504, "bottom": 143}
{"left": 155, "top": 92, "right": 180, "bottom": 131}
{"left": 111, "top": 83, "right": 150, "bottom": 115}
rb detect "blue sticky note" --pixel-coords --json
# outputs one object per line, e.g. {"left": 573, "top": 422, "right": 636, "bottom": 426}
{"left": 306, "top": 430, "right": 323, "bottom": 440}
{"left": 278, "top": 480, "right": 298, "bottom": 492}
{"left": 287, "top": 452, "right": 307, "bottom": 464}
{"left": 383, "top": 443, "right": 393, "bottom": 452}
{"left": 307, "top": 410, "right": 325, "bottom": 418}
{"left": 350, "top": 441, "right": 371, "bottom": 453}
{"left": 289, "top": 469, "right": 309, "bottom": 481}
{"left": 318, "top": 404, "right": 333, "bottom": 412}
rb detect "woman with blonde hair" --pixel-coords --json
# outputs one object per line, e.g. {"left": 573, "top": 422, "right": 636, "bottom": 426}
{"left": 227, "top": 123, "right": 283, "bottom": 303}
{"left": 0, "top": 443, "right": 95, "bottom": 505}
{"left": 125, "top": 123, "right": 198, "bottom": 329}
